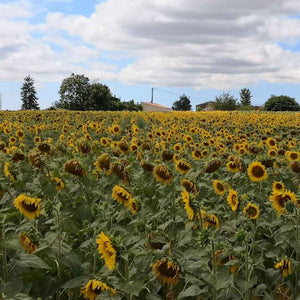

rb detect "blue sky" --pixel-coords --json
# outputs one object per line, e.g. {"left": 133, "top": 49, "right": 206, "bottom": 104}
{"left": 2, "top": 0, "right": 300, "bottom": 110}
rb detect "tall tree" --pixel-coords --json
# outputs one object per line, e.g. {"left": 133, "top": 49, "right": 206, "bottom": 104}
{"left": 264, "top": 95, "right": 300, "bottom": 111}
{"left": 240, "top": 88, "right": 252, "bottom": 106}
{"left": 56, "top": 73, "right": 90, "bottom": 110}
{"left": 213, "top": 92, "right": 238, "bottom": 111}
{"left": 21, "top": 75, "right": 40, "bottom": 110}
{"left": 172, "top": 94, "right": 192, "bottom": 111}
{"left": 88, "top": 83, "right": 113, "bottom": 110}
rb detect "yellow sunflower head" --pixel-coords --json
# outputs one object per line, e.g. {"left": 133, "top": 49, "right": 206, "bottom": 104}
{"left": 20, "top": 233, "right": 38, "bottom": 254}
{"left": 96, "top": 232, "right": 116, "bottom": 270}
{"left": 151, "top": 258, "right": 180, "bottom": 286}
{"left": 272, "top": 181, "right": 285, "bottom": 192}
{"left": 64, "top": 159, "right": 86, "bottom": 176}
{"left": 247, "top": 161, "right": 267, "bottom": 182}
{"left": 275, "top": 259, "right": 292, "bottom": 278}
{"left": 269, "top": 190, "right": 297, "bottom": 215}
{"left": 175, "top": 160, "right": 192, "bottom": 175}
{"left": 153, "top": 165, "right": 173, "bottom": 185}
{"left": 243, "top": 203, "right": 260, "bottom": 219}
{"left": 180, "top": 178, "right": 198, "bottom": 195}
{"left": 204, "top": 213, "right": 220, "bottom": 230}
{"left": 81, "top": 279, "right": 116, "bottom": 300}
{"left": 227, "top": 189, "right": 239, "bottom": 212}
{"left": 14, "top": 195, "right": 41, "bottom": 219}
{"left": 213, "top": 180, "right": 227, "bottom": 196}
{"left": 94, "top": 153, "right": 110, "bottom": 173}
{"left": 181, "top": 190, "right": 194, "bottom": 220}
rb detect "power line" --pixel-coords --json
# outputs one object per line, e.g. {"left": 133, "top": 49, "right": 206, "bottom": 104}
{"left": 152, "top": 87, "right": 211, "bottom": 103}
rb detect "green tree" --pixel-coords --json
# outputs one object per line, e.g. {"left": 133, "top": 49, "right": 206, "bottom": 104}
{"left": 213, "top": 92, "right": 238, "bottom": 111}
{"left": 172, "top": 94, "right": 192, "bottom": 111}
{"left": 21, "top": 75, "right": 40, "bottom": 110}
{"left": 240, "top": 88, "right": 252, "bottom": 106}
{"left": 264, "top": 95, "right": 300, "bottom": 111}
{"left": 88, "top": 83, "right": 113, "bottom": 110}
{"left": 56, "top": 73, "right": 90, "bottom": 110}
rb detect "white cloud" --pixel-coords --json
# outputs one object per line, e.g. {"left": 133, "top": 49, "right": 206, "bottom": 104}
{"left": 2, "top": 0, "right": 300, "bottom": 89}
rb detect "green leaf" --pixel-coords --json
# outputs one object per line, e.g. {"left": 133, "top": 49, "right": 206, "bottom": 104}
{"left": 62, "top": 276, "right": 89, "bottom": 289}
{"left": 16, "top": 253, "right": 52, "bottom": 269}
{"left": 178, "top": 285, "right": 207, "bottom": 299}
{"left": 117, "top": 280, "right": 144, "bottom": 296}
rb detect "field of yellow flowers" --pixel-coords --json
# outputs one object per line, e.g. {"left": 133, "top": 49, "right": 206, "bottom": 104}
{"left": 1, "top": 110, "right": 300, "bottom": 300}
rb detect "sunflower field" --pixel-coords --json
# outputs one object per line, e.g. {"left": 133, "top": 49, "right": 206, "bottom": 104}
{"left": 1, "top": 110, "right": 300, "bottom": 300}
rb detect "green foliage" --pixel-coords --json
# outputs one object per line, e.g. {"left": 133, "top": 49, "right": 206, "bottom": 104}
{"left": 264, "top": 95, "right": 300, "bottom": 111}
{"left": 240, "top": 88, "right": 252, "bottom": 106}
{"left": 172, "top": 94, "right": 192, "bottom": 111}
{"left": 56, "top": 73, "right": 91, "bottom": 110}
{"left": 20, "top": 75, "right": 40, "bottom": 110}
{"left": 55, "top": 74, "right": 142, "bottom": 111}
{"left": 213, "top": 92, "right": 238, "bottom": 111}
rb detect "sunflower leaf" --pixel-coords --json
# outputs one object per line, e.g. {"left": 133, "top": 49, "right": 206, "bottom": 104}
{"left": 16, "top": 253, "right": 52, "bottom": 269}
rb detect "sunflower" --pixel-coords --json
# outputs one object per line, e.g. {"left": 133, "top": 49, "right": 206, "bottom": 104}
{"left": 14, "top": 195, "right": 41, "bottom": 219}
{"left": 290, "top": 161, "right": 300, "bottom": 173}
{"left": 109, "top": 162, "right": 129, "bottom": 184}
{"left": 161, "top": 150, "right": 174, "bottom": 161}
{"left": 272, "top": 181, "right": 285, "bottom": 192}
{"left": 153, "top": 165, "right": 173, "bottom": 185}
{"left": 247, "top": 161, "right": 267, "bottom": 182}
{"left": 269, "top": 190, "right": 297, "bottom": 215}
{"left": 9, "top": 136, "right": 17, "bottom": 145}
{"left": 181, "top": 190, "right": 194, "bottom": 220}
{"left": 266, "top": 137, "right": 277, "bottom": 148}
{"left": 100, "top": 137, "right": 109, "bottom": 147}
{"left": 52, "top": 177, "right": 65, "bottom": 191}
{"left": 151, "top": 258, "right": 180, "bottom": 286}
{"left": 111, "top": 124, "right": 121, "bottom": 135}
{"left": 286, "top": 151, "right": 299, "bottom": 162}
{"left": 118, "top": 141, "right": 129, "bottom": 154}
{"left": 227, "top": 189, "right": 239, "bottom": 212}
{"left": 205, "top": 160, "right": 222, "bottom": 173}
{"left": 275, "top": 259, "right": 292, "bottom": 278}
{"left": 16, "top": 129, "right": 24, "bottom": 139}
{"left": 243, "top": 203, "right": 260, "bottom": 219}
{"left": 81, "top": 279, "right": 116, "bottom": 300}
{"left": 112, "top": 185, "right": 132, "bottom": 207}
{"left": 226, "top": 161, "right": 239, "bottom": 173}
{"left": 175, "top": 160, "right": 192, "bottom": 175}
{"left": 181, "top": 178, "right": 198, "bottom": 195}
{"left": 20, "top": 233, "right": 38, "bottom": 253}
{"left": 64, "top": 159, "right": 86, "bottom": 176}
{"left": 38, "top": 143, "right": 51, "bottom": 153}
{"left": 34, "top": 136, "right": 41, "bottom": 144}
{"left": 140, "top": 160, "right": 154, "bottom": 172}
{"left": 173, "top": 143, "right": 181, "bottom": 152}
{"left": 4, "top": 162, "right": 16, "bottom": 182}
{"left": 268, "top": 148, "right": 277, "bottom": 158}
{"left": 213, "top": 180, "right": 226, "bottom": 196}
{"left": 192, "top": 149, "right": 201, "bottom": 160}
{"left": 94, "top": 153, "right": 110, "bottom": 173}
{"left": 204, "top": 214, "right": 220, "bottom": 230}
{"left": 147, "top": 233, "right": 171, "bottom": 251}
{"left": 96, "top": 232, "right": 116, "bottom": 270}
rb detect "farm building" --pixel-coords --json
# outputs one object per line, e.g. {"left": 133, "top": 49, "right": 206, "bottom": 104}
{"left": 141, "top": 102, "right": 173, "bottom": 112}
{"left": 196, "top": 101, "right": 214, "bottom": 111}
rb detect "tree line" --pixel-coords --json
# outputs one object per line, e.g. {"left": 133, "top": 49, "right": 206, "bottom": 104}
{"left": 20, "top": 74, "right": 142, "bottom": 111}
{"left": 20, "top": 74, "right": 300, "bottom": 111}
{"left": 172, "top": 88, "right": 300, "bottom": 112}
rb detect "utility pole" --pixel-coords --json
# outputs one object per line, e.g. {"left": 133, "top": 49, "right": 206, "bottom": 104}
{"left": 151, "top": 88, "right": 154, "bottom": 103}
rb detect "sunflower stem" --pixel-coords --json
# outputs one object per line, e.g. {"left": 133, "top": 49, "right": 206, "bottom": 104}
{"left": 124, "top": 259, "right": 131, "bottom": 300}
{"left": 1, "top": 225, "right": 8, "bottom": 283}
{"left": 295, "top": 208, "right": 299, "bottom": 296}
{"left": 54, "top": 206, "right": 62, "bottom": 300}
{"left": 211, "top": 237, "right": 217, "bottom": 300}
{"left": 244, "top": 240, "right": 249, "bottom": 300}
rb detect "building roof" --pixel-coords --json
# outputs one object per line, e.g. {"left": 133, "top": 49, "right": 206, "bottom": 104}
{"left": 141, "top": 102, "right": 172, "bottom": 109}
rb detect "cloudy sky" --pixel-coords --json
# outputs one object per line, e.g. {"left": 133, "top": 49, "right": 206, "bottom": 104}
{"left": 2, "top": 0, "right": 300, "bottom": 110}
